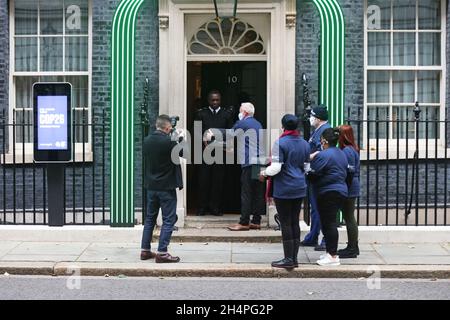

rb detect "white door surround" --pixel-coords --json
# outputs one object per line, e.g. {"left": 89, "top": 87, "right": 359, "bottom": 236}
{"left": 158, "top": 0, "right": 296, "bottom": 227}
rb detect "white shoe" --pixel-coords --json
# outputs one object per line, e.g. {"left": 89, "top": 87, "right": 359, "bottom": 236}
{"left": 316, "top": 253, "right": 340, "bottom": 266}
{"left": 319, "top": 254, "right": 326, "bottom": 260}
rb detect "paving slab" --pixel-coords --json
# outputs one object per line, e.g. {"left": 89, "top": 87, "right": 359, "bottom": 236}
{"left": 0, "top": 241, "right": 22, "bottom": 259}
{"left": 168, "top": 250, "right": 232, "bottom": 263}
{"left": 1, "top": 255, "right": 80, "bottom": 262}
{"left": 373, "top": 243, "right": 449, "bottom": 256}
{"left": 7, "top": 242, "right": 90, "bottom": 256}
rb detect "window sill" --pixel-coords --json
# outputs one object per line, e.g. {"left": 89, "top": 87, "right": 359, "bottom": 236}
{"left": 0, "top": 152, "right": 94, "bottom": 165}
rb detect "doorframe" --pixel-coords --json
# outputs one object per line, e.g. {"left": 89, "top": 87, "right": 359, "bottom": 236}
{"left": 159, "top": 0, "right": 296, "bottom": 227}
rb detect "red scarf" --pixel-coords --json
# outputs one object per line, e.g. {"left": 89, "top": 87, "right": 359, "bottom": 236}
{"left": 265, "top": 130, "right": 300, "bottom": 202}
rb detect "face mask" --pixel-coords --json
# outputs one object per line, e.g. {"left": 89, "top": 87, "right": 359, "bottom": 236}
{"left": 309, "top": 116, "right": 317, "bottom": 127}
{"left": 238, "top": 113, "right": 245, "bottom": 121}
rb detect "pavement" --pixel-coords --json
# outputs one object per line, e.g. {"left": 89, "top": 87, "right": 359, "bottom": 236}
{"left": 0, "top": 227, "right": 449, "bottom": 279}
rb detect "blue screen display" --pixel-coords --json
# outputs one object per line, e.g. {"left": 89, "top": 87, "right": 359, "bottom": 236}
{"left": 37, "top": 96, "right": 68, "bottom": 150}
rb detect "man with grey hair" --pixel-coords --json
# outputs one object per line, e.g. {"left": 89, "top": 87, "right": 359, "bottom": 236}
{"left": 140, "top": 115, "right": 184, "bottom": 263}
{"left": 227, "top": 102, "right": 266, "bottom": 231}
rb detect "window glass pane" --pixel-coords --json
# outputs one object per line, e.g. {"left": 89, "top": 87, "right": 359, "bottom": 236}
{"left": 40, "top": 0, "right": 64, "bottom": 35}
{"left": 368, "top": 71, "right": 390, "bottom": 103}
{"left": 14, "top": 0, "right": 37, "bottom": 35}
{"left": 368, "top": 106, "right": 389, "bottom": 139}
{"left": 418, "top": 106, "right": 440, "bottom": 139}
{"left": 15, "top": 37, "right": 37, "bottom": 72}
{"left": 393, "top": 71, "right": 415, "bottom": 103}
{"left": 419, "top": 0, "right": 441, "bottom": 30}
{"left": 14, "top": 77, "right": 38, "bottom": 143}
{"left": 40, "top": 76, "right": 65, "bottom": 82}
{"left": 66, "top": 76, "right": 89, "bottom": 110}
{"left": 65, "top": 0, "right": 89, "bottom": 35}
{"left": 419, "top": 33, "right": 441, "bottom": 66}
{"left": 367, "top": 0, "right": 391, "bottom": 30}
{"left": 418, "top": 71, "right": 440, "bottom": 104}
{"left": 65, "top": 36, "right": 88, "bottom": 71}
{"left": 73, "top": 108, "right": 89, "bottom": 143}
{"left": 393, "top": 33, "right": 415, "bottom": 66}
{"left": 15, "top": 76, "right": 38, "bottom": 109}
{"left": 14, "top": 109, "right": 34, "bottom": 143}
{"left": 368, "top": 32, "right": 390, "bottom": 65}
{"left": 40, "top": 37, "right": 63, "bottom": 71}
{"left": 392, "top": 107, "right": 414, "bottom": 139}
{"left": 393, "top": 0, "right": 416, "bottom": 30}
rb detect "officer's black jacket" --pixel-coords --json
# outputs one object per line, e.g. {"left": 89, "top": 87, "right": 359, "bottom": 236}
{"left": 143, "top": 130, "right": 183, "bottom": 191}
{"left": 194, "top": 107, "right": 234, "bottom": 133}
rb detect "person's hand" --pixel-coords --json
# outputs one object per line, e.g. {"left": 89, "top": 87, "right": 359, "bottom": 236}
{"left": 174, "top": 129, "right": 186, "bottom": 141}
{"left": 310, "top": 151, "right": 320, "bottom": 161}
{"left": 259, "top": 170, "right": 266, "bottom": 183}
{"left": 203, "top": 129, "right": 214, "bottom": 142}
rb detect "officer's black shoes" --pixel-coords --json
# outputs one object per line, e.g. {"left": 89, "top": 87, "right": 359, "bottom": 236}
{"left": 314, "top": 243, "right": 327, "bottom": 251}
{"left": 211, "top": 209, "right": 223, "bottom": 216}
{"left": 271, "top": 257, "right": 296, "bottom": 269}
{"left": 299, "top": 239, "right": 318, "bottom": 247}
{"left": 338, "top": 243, "right": 360, "bottom": 259}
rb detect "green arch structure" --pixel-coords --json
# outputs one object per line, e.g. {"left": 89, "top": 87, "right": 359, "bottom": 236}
{"left": 110, "top": 0, "right": 145, "bottom": 227}
{"left": 311, "top": 0, "right": 345, "bottom": 127}
{"left": 110, "top": 0, "right": 345, "bottom": 227}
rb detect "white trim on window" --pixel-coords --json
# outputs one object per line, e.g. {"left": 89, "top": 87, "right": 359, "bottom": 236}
{"left": 363, "top": 0, "right": 448, "bottom": 158}
{"left": 6, "top": 0, "right": 93, "bottom": 163}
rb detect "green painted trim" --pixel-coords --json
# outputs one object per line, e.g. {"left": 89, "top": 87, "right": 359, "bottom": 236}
{"left": 311, "top": 0, "right": 345, "bottom": 127}
{"left": 110, "top": 0, "right": 145, "bottom": 227}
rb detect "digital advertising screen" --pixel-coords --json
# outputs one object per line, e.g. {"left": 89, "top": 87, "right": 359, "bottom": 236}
{"left": 37, "top": 95, "right": 68, "bottom": 150}
{"left": 33, "top": 83, "right": 72, "bottom": 162}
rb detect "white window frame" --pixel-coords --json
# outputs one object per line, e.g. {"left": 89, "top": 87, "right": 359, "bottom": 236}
{"left": 5, "top": 0, "right": 93, "bottom": 164}
{"left": 363, "top": 0, "right": 447, "bottom": 159}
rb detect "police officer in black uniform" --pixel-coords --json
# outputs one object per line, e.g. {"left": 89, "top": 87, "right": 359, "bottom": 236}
{"left": 195, "top": 90, "right": 234, "bottom": 216}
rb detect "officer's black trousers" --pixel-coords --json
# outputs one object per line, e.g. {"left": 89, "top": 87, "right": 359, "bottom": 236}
{"left": 198, "top": 162, "right": 225, "bottom": 212}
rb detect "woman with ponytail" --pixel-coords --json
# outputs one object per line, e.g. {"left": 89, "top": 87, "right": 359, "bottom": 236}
{"left": 337, "top": 125, "right": 361, "bottom": 259}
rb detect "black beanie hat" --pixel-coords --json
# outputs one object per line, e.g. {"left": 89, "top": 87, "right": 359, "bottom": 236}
{"left": 281, "top": 114, "right": 299, "bottom": 130}
{"left": 311, "top": 104, "right": 329, "bottom": 121}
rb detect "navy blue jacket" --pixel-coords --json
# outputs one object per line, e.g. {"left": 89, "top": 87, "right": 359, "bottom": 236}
{"left": 343, "top": 146, "right": 360, "bottom": 198}
{"left": 310, "top": 146, "right": 348, "bottom": 197}
{"left": 231, "top": 116, "right": 263, "bottom": 168}
{"left": 309, "top": 122, "right": 331, "bottom": 153}
{"left": 272, "top": 135, "right": 310, "bottom": 199}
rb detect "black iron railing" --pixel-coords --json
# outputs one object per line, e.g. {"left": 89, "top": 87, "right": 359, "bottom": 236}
{"left": 0, "top": 109, "right": 110, "bottom": 225}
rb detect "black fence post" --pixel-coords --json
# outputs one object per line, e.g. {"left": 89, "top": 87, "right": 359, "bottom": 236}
{"left": 407, "top": 102, "right": 421, "bottom": 224}
{"left": 301, "top": 73, "right": 312, "bottom": 225}
{"left": 140, "top": 78, "right": 150, "bottom": 224}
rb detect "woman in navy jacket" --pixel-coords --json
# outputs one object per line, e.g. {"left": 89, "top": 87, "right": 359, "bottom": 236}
{"left": 337, "top": 125, "right": 361, "bottom": 259}
{"left": 309, "top": 128, "right": 348, "bottom": 266}
{"left": 260, "top": 115, "right": 310, "bottom": 269}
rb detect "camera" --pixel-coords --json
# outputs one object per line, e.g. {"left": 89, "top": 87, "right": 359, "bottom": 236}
{"left": 169, "top": 116, "right": 180, "bottom": 131}
{"left": 169, "top": 116, "right": 184, "bottom": 142}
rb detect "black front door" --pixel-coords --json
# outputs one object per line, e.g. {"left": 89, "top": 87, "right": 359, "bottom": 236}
{"left": 186, "top": 61, "right": 267, "bottom": 215}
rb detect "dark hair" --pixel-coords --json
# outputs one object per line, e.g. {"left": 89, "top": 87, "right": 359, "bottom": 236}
{"left": 208, "top": 90, "right": 221, "bottom": 99}
{"left": 338, "top": 125, "right": 360, "bottom": 152}
{"left": 156, "top": 114, "right": 171, "bottom": 130}
{"left": 321, "top": 128, "right": 340, "bottom": 147}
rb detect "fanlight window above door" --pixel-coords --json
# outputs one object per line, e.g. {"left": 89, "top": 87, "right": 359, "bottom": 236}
{"left": 188, "top": 18, "right": 265, "bottom": 55}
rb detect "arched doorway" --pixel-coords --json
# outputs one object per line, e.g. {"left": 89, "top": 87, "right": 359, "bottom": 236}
{"left": 109, "top": 0, "right": 345, "bottom": 227}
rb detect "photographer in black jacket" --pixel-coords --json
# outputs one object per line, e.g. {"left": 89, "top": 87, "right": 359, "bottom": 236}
{"left": 140, "top": 115, "right": 185, "bottom": 263}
